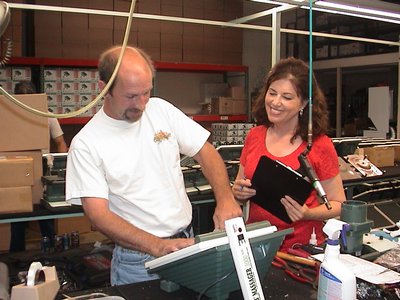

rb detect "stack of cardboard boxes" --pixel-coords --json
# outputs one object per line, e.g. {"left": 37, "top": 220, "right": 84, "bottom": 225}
{"left": 201, "top": 84, "right": 247, "bottom": 115}
{"left": 0, "top": 93, "right": 49, "bottom": 251}
{"left": 32, "top": 0, "right": 243, "bottom": 65}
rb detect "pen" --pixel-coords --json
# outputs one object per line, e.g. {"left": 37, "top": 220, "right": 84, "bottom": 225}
{"left": 240, "top": 176, "right": 246, "bottom": 191}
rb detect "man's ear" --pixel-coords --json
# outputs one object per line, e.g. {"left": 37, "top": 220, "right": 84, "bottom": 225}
{"left": 98, "top": 80, "right": 106, "bottom": 92}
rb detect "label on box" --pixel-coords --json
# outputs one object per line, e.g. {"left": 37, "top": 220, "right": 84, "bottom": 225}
{"left": 62, "top": 82, "right": 79, "bottom": 94}
{"left": 0, "top": 67, "right": 11, "bottom": 80}
{"left": 47, "top": 94, "right": 62, "bottom": 106}
{"left": 44, "top": 68, "right": 61, "bottom": 81}
{"left": 79, "top": 82, "right": 97, "bottom": 94}
{"left": 62, "top": 93, "right": 79, "bottom": 106}
{"left": 61, "top": 69, "right": 79, "bottom": 82}
{"left": 44, "top": 81, "right": 62, "bottom": 94}
{"left": 12, "top": 67, "right": 32, "bottom": 81}
{"left": 79, "top": 70, "right": 98, "bottom": 82}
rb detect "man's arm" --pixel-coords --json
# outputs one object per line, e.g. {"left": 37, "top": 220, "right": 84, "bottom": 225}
{"left": 82, "top": 197, "right": 194, "bottom": 257}
{"left": 193, "top": 142, "right": 243, "bottom": 229}
{"left": 53, "top": 135, "right": 68, "bottom": 153}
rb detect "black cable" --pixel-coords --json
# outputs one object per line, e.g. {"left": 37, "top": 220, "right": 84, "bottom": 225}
{"left": 299, "top": 152, "right": 332, "bottom": 210}
{"left": 196, "top": 269, "right": 235, "bottom": 300}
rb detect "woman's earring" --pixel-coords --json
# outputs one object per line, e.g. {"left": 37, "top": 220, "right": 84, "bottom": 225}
{"left": 299, "top": 109, "right": 303, "bottom": 117}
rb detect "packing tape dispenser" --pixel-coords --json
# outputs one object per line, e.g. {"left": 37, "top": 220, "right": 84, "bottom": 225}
{"left": 11, "top": 261, "right": 60, "bottom": 300}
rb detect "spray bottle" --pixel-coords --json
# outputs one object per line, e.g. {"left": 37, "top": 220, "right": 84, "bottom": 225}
{"left": 317, "top": 219, "right": 356, "bottom": 300}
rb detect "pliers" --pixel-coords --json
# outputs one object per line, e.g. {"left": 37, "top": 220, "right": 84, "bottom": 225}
{"left": 272, "top": 256, "right": 319, "bottom": 288}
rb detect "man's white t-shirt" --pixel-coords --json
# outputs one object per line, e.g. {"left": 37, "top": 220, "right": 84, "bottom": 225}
{"left": 48, "top": 118, "right": 64, "bottom": 139}
{"left": 66, "top": 97, "right": 210, "bottom": 237}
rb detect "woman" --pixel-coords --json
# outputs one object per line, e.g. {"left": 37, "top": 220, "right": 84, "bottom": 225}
{"left": 232, "top": 57, "right": 346, "bottom": 251}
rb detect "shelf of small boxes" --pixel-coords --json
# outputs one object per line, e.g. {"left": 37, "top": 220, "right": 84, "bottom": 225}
{"left": 211, "top": 122, "right": 256, "bottom": 146}
{"left": 44, "top": 67, "right": 103, "bottom": 117}
{"left": 0, "top": 66, "right": 33, "bottom": 94}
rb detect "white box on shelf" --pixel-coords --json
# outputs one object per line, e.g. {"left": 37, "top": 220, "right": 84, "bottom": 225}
{"left": 47, "top": 94, "right": 62, "bottom": 106}
{"left": 78, "top": 70, "right": 97, "bottom": 82}
{"left": 12, "top": 67, "right": 32, "bottom": 81}
{"left": 0, "top": 80, "right": 13, "bottom": 93}
{"left": 44, "top": 81, "right": 62, "bottom": 94}
{"left": 61, "top": 69, "right": 79, "bottom": 82}
{"left": 62, "top": 93, "right": 80, "bottom": 106}
{"left": 0, "top": 67, "right": 11, "bottom": 80}
{"left": 44, "top": 68, "right": 61, "bottom": 81}
{"left": 79, "top": 82, "right": 97, "bottom": 94}
{"left": 62, "top": 82, "right": 79, "bottom": 94}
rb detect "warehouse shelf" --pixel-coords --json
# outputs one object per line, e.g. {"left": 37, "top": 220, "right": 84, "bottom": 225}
{"left": 9, "top": 57, "right": 247, "bottom": 73}
{"left": 58, "top": 114, "right": 249, "bottom": 125}
{"left": 190, "top": 114, "right": 248, "bottom": 122}
{"left": 6, "top": 57, "right": 250, "bottom": 127}
{"left": 8, "top": 57, "right": 98, "bottom": 67}
{"left": 58, "top": 117, "right": 92, "bottom": 125}
{"left": 154, "top": 62, "right": 248, "bottom": 73}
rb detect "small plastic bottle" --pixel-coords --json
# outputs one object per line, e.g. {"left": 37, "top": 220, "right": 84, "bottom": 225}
{"left": 317, "top": 219, "right": 356, "bottom": 300}
{"left": 309, "top": 227, "right": 317, "bottom": 246}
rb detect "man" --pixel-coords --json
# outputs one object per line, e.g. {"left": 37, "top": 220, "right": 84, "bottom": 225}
{"left": 9, "top": 81, "right": 68, "bottom": 253}
{"left": 66, "top": 46, "right": 242, "bottom": 285}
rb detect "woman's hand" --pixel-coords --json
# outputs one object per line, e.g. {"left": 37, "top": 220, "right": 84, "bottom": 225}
{"left": 280, "top": 195, "right": 310, "bottom": 222}
{"left": 232, "top": 177, "right": 256, "bottom": 202}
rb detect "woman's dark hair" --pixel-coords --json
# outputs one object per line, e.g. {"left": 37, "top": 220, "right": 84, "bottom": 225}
{"left": 252, "top": 57, "right": 329, "bottom": 142}
{"left": 14, "top": 80, "right": 37, "bottom": 94}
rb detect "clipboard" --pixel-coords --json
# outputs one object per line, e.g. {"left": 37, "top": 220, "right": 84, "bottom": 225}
{"left": 251, "top": 155, "right": 313, "bottom": 224}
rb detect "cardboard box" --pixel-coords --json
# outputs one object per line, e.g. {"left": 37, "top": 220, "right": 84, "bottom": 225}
{"left": 12, "top": 67, "right": 32, "bottom": 81}
{"left": 0, "top": 150, "right": 43, "bottom": 204}
{"left": 0, "top": 67, "right": 11, "bottom": 80}
{"left": 232, "top": 99, "right": 247, "bottom": 115}
{"left": 0, "top": 94, "right": 49, "bottom": 152}
{"left": 0, "top": 186, "right": 33, "bottom": 214}
{"left": 230, "top": 86, "right": 245, "bottom": 99}
{"left": 0, "top": 223, "right": 10, "bottom": 251}
{"left": 0, "top": 156, "right": 34, "bottom": 187}
{"left": 55, "top": 216, "right": 92, "bottom": 234}
{"left": 362, "top": 146, "right": 395, "bottom": 167}
{"left": 211, "top": 97, "right": 233, "bottom": 115}
{"left": 394, "top": 146, "right": 400, "bottom": 162}
{"left": 35, "top": 41, "right": 63, "bottom": 59}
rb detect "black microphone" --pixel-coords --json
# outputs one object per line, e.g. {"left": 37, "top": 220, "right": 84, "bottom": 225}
{"left": 299, "top": 152, "right": 332, "bottom": 210}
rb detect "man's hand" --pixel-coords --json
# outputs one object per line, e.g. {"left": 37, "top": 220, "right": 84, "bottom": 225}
{"left": 213, "top": 199, "right": 243, "bottom": 230}
{"left": 152, "top": 238, "right": 195, "bottom": 257}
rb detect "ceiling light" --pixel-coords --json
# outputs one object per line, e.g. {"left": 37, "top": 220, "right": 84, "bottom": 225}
{"left": 315, "top": 1, "right": 400, "bottom": 20}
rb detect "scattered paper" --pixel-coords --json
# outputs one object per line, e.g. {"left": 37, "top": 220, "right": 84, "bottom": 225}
{"left": 313, "top": 253, "right": 400, "bottom": 284}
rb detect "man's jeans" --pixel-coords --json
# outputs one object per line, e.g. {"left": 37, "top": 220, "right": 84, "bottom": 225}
{"left": 111, "top": 224, "right": 193, "bottom": 285}
{"left": 111, "top": 245, "right": 159, "bottom": 285}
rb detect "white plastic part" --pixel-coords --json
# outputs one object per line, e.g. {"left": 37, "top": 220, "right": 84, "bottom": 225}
{"left": 309, "top": 227, "right": 317, "bottom": 245}
{"left": 225, "top": 217, "right": 265, "bottom": 300}
{"left": 317, "top": 219, "right": 356, "bottom": 300}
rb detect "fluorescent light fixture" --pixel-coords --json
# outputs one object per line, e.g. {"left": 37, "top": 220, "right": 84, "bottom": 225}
{"left": 250, "top": 0, "right": 400, "bottom": 24}
{"left": 251, "top": 0, "right": 307, "bottom": 5}
{"left": 302, "top": 5, "right": 400, "bottom": 24}
{"left": 315, "top": 1, "right": 400, "bottom": 23}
